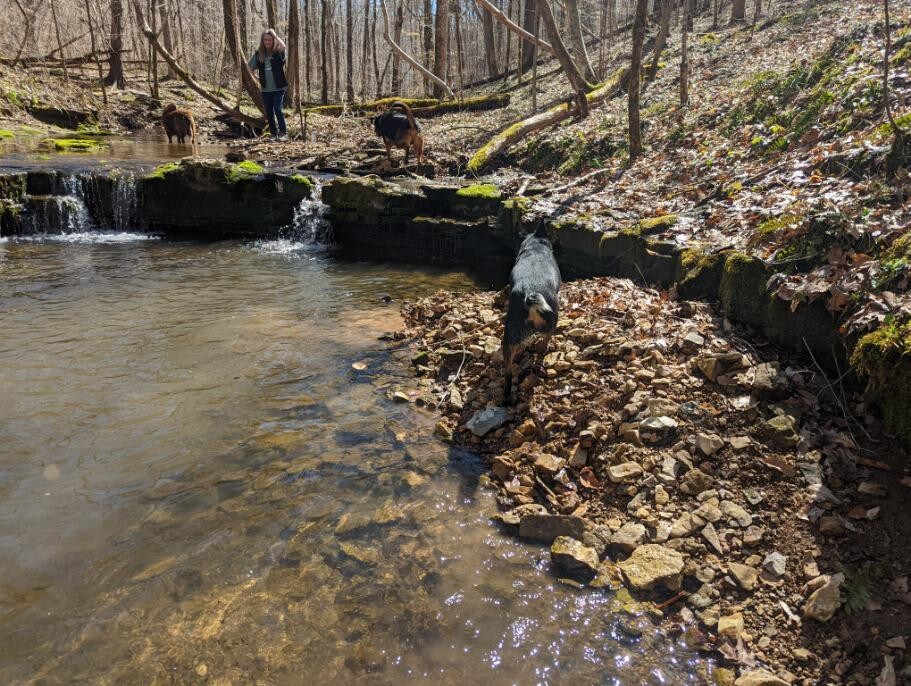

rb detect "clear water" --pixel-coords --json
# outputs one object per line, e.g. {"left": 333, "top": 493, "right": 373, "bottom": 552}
{"left": 0, "top": 236, "right": 701, "bottom": 684}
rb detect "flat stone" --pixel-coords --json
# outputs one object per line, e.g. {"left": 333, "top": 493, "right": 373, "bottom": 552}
{"left": 647, "top": 398, "right": 679, "bottom": 417}
{"left": 729, "top": 562, "right": 759, "bottom": 591}
{"left": 818, "top": 515, "right": 846, "bottom": 537}
{"left": 720, "top": 500, "right": 752, "bottom": 527}
{"left": 618, "top": 544, "right": 685, "bottom": 592}
{"left": 518, "top": 513, "right": 586, "bottom": 542}
{"left": 717, "top": 612, "right": 744, "bottom": 640}
{"left": 743, "top": 525, "right": 765, "bottom": 547}
{"left": 550, "top": 536, "right": 599, "bottom": 579}
{"left": 696, "top": 433, "right": 725, "bottom": 456}
{"left": 751, "top": 362, "right": 790, "bottom": 399}
{"left": 804, "top": 573, "right": 844, "bottom": 622}
{"left": 534, "top": 453, "right": 565, "bottom": 476}
{"left": 466, "top": 406, "right": 509, "bottom": 436}
{"left": 608, "top": 462, "right": 644, "bottom": 483}
{"left": 670, "top": 512, "right": 703, "bottom": 538}
{"left": 702, "top": 522, "right": 723, "bottom": 555}
{"left": 683, "top": 331, "right": 705, "bottom": 349}
{"left": 641, "top": 415, "right": 679, "bottom": 432}
{"left": 611, "top": 522, "right": 647, "bottom": 553}
{"left": 763, "top": 551, "right": 788, "bottom": 578}
{"left": 757, "top": 414, "right": 799, "bottom": 449}
{"left": 730, "top": 436, "right": 752, "bottom": 451}
{"left": 693, "top": 502, "right": 722, "bottom": 523}
{"left": 680, "top": 469, "right": 714, "bottom": 495}
{"left": 734, "top": 669, "right": 790, "bottom": 686}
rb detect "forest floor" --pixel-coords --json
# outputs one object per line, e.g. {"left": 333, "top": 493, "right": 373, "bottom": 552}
{"left": 2, "top": 0, "right": 911, "bottom": 682}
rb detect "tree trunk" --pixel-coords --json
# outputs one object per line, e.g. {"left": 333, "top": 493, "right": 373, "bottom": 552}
{"left": 304, "top": 0, "right": 312, "bottom": 100}
{"left": 223, "top": 0, "right": 265, "bottom": 110}
{"left": 238, "top": 0, "right": 248, "bottom": 50}
{"left": 103, "top": 0, "right": 126, "bottom": 86}
{"left": 51, "top": 0, "right": 70, "bottom": 85}
{"left": 333, "top": 9, "right": 341, "bottom": 100}
{"left": 391, "top": 1, "right": 403, "bottom": 92}
{"left": 564, "top": 0, "right": 595, "bottom": 82}
{"left": 371, "top": 0, "right": 382, "bottom": 95}
{"left": 752, "top": 0, "right": 762, "bottom": 23}
{"left": 287, "top": 0, "right": 300, "bottom": 103}
{"left": 454, "top": 0, "right": 465, "bottom": 92}
{"left": 423, "top": 0, "right": 434, "bottom": 95}
{"left": 320, "top": 0, "right": 329, "bottom": 102}
{"left": 646, "top": 0, "right": 671, "bottom": 80}
{"left": 680, "top": 0, "right": 689, "bottom": 107}
{"left": 520, "top": 0, "right": 537, "bottom": 71}
{"left": 159, "top": 0, "right": 178, "bottom": 78}
{"left": 345, "top": 0, "right": 354, "bottom": 101}
{"left": 712, "top": 0, "right": 720, "bottom": 28}
{"left": 731, "top": 0, "right": 745, "bottom": 22}
{"left": 482, "top": 7, "right": 498, "bottom": 78}
{"left": 537, "top": 0, "right": 590, "bottom": 115}
{"left": 360, "top": 0, "right": 371, "bottom": 98}
{"left": 84, "top": 0, "right": 108, "bottom": 102}
{"left": 266, "top": 0, "right": 278, "bottom": 26}
{"left": 432, "top": 0, "right": 450, "bottom": 98}
{"left": 628, "top": 0, "right": 647, "bottom": 160}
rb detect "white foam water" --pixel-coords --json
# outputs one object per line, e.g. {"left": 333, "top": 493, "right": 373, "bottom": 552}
{"left": 253, "top": 180, "right": 333, "bottom": 255}
{"left": 13, "top": 232, "right": 157, "bottom": 244}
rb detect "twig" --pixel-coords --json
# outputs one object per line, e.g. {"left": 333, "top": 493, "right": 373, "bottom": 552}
{"left": 802, "top": 338, "right": 871, "bottom": 443}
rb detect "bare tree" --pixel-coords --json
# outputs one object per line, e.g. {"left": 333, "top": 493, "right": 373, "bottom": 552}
{"left": 883, "top": 0, "right": 907, "bottom": 173}
{"left": 680, "top": 0, "right": 689, "bottom": 107}
{"left": 537, "top": 0, "right": 590, "bottom": 116}
{"left": 628, "top": 0, "right": 648, "bottom": 159}
{"left": 345, "top": 0, "right": 354, "bottom": 100}
{"left": 482, "top": 4, "right": 498, "bottom": 78}
{"left": 432, "top": 0, "right": 450, "bottom": 97}
{"left": 320, "top": 0, "right": 329, "bottom": 102}
{"left": 647, "top": 0, "right": 672, "bottom": 81}
{"left": 565, "top": 0, "right": 595, "bottom": 83}
{"left": 731, "top": 0, "right": 745, "bottom": 22}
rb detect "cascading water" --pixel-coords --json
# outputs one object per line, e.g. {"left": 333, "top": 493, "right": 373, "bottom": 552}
{"left": 111, "top": 171, "right": 139, "bottom": 233}
{"left": 255, "top": 179, "right": 333, "bottom": 254}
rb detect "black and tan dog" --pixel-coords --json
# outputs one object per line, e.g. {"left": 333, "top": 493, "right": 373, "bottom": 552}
{"left": 162, "top": 103, "right": 196, "bottom": 144}
{"left": 502, "top": 226, "right": 562, "bottom": 400}
{"left": 372, "top": 101, "right": 424, "bottom": 165}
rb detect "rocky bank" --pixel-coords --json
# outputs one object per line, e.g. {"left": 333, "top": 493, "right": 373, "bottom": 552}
{"left": 398, "top": 277, "right": 911, "bottom": 685}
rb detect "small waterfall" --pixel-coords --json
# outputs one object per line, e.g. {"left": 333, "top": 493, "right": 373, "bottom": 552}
{"left": 59, "top": 175, "right": 95, "bottom": 233}
{"left": 256, "top": 180, "right": 333, "bottom": 254}
{"left": 288, "top": 182, "right": 332, "bottom": 246}
{"left": 111, "top": 171, "right": 139, "bottom": 232}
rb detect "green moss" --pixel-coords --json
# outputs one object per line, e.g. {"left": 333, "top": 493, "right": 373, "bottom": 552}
{"left": 456, "top": 183, "right": 501, "bottom": 200}
{"left": 637, "top": 214, "right": 678, "bottom": 233}
{"left": 146, "top": 161, "right": 180, "bottom": 180}
{"left": 755, "top": 213, "right": 803, "bottom": 236}
{"left": 699, "top": 33, "right": 719, "bottom": 47}
{"left": 851, "top": 320, "right": 911, "bottom": 446}
{"left": 0, "top": 129, "right": 13, "bottom": 139}
{"left": 891, "top": 41, "right": 911, "bottom": 66}
{"left": 76, "top": 123, "right": 115, "bottom": 136}
{"left": 289, "top": 173, "right": 314, "bottom": 188}
{"left": 16, "top": 125, "right": 45, "bottom": 135}
{"left": 225, "top": 160, "right": 265, "bottom": 183}
{"left": 48, "top": 138, "right": 107, "bottom": 152}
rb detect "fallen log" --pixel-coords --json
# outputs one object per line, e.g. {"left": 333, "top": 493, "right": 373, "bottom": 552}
{"left": 305, "top": 94, "right": 511, "bottom": 118}
{"left": 466, "top": 67, "right": 626, "bottom": 174}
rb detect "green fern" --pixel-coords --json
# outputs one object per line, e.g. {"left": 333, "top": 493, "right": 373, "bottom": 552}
{"left": 841, "top": 563, "right": 886, "bottom": 615}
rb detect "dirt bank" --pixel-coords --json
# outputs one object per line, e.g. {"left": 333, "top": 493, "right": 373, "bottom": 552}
{"left": 399, "top": 278, "right": 911, "bottom": 685}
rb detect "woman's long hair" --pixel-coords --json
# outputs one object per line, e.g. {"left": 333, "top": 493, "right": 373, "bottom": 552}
{"left": 256, "top": 29, "right": 287, "bottom": 62}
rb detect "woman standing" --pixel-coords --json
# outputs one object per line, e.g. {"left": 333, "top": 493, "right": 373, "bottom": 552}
{"left": 248, "top": 29, "right": 288, "bottom": 140}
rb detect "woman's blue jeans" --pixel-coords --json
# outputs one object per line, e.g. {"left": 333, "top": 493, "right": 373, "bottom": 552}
{"left": 262, "top": 89, "right": 287, "bottom": 136}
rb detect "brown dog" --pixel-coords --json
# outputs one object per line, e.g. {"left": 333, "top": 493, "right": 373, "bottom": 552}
{"left": 162, "top": 103, "right": 196, "bottom": 144}
{"left": 371, "top": 101, "right": 424, "bottom": 165}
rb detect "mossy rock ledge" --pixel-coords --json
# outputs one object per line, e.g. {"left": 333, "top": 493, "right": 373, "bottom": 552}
{"left": 140, "top": 159, "right": 314, "bottom": 236}
{"left": 321, "top": 175, "right": 514, "bottom": 271}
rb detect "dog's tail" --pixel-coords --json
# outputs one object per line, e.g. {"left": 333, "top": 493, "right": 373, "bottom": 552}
{"left": 390, "top": 100, "right": 418, "bottom": 130}
{"left": 525, "top": 293, "right": 551, "bottom": 314}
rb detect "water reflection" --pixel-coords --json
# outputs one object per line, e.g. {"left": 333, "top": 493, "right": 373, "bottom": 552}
{"left": 0, "top": 239, "right": 701, "bottom": 684}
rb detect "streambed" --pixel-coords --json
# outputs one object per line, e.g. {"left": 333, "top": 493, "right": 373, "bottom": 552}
{"left": 0, "top": 233, "right": 703, "bottom": 683}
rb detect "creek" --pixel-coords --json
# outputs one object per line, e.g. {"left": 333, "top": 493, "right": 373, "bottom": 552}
{"left": 0, "top": 158, "right": 702, "bottom": 683}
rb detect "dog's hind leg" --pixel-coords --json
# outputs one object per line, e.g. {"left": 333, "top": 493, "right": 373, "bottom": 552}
{"left": 539, "top": 332, "right": 553, "bottom": 353}
{"left": 502, "top": 341, "right": 515, "bottom": 401}
{"left": 384, "top": 140, "right": 393, "bottom": 162}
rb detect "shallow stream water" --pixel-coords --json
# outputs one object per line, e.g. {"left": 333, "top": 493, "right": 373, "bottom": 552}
{"left": 0, "top": 231, "right": 700, "bottom": 684}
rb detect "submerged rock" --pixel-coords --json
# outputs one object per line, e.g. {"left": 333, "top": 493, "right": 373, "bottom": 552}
{"left": 618, "top": 544, "right": 685, "bottom": 591}
{"left": 734, "top": 669, "right": 790, "bottom": 686}
{"left": 518, "top": 513, "right": 586, "bottom": 542}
